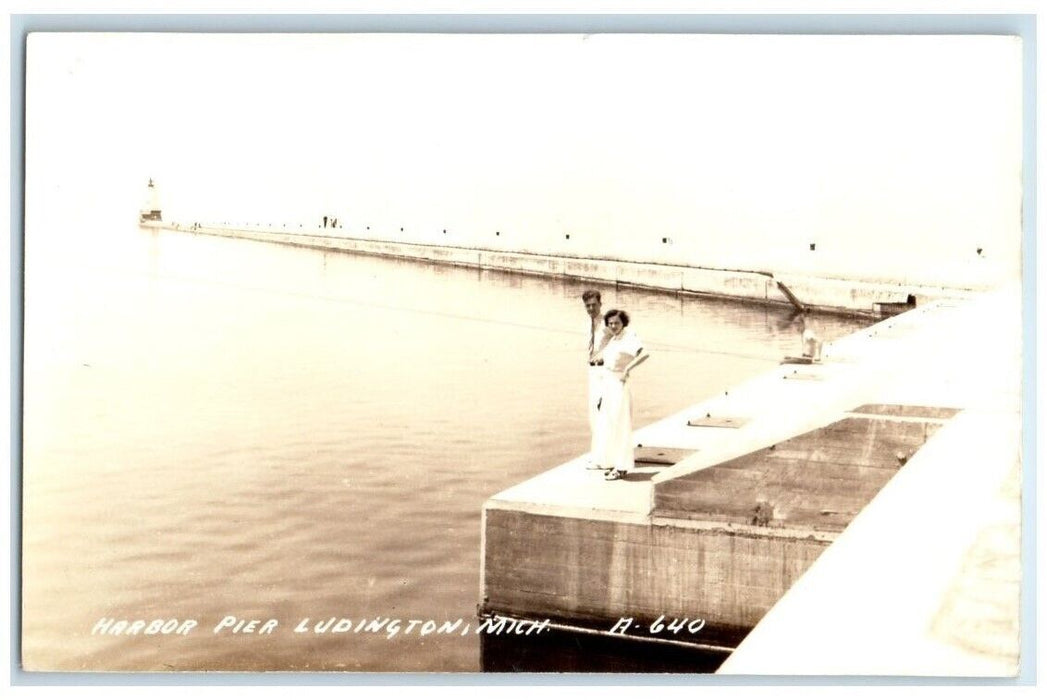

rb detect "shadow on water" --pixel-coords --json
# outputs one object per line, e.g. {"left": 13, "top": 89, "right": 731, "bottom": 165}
{"left": 480, "top": 628, "right": 730, "bottom": 673}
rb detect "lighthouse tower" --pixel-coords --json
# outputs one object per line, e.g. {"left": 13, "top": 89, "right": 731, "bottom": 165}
{"left": 139, "top": 178, "right": 162, "bottom": 223}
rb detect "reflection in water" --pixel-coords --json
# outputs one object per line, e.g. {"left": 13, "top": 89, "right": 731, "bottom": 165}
{"left": 21, "top": 225, "right": 869, "bottom": 672}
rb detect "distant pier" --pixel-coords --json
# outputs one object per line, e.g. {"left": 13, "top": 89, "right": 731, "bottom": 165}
{"left": 149, "top": 220, "right": 976, "bottom": 318}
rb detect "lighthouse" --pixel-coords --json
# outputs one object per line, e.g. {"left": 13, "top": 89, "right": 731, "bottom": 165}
{"left": 139, "top": 178, "right": 162, "bottom": 224}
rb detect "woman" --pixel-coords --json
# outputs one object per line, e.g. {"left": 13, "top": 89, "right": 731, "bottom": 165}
{"left": 592, "top": 309, "right": 650, "bottom": 481}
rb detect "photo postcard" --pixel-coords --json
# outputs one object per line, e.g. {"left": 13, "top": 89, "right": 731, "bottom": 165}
{"left": 17, "top": 25, "right": 1028, "bottom": 677}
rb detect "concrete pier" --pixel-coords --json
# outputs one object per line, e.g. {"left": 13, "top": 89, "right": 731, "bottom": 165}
{"left": 152, "top": 221, "right": 979, "bottom": 317}
{"left": 480, "top": 285, "right": 1021, "bottom": 674}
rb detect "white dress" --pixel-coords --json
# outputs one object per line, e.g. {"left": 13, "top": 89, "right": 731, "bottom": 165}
{"left": 594, "top": 329, "right": 643, "bottom": 472}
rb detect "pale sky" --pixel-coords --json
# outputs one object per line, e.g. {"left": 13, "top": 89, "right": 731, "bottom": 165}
{"left": 25, "top": 32, "right": 1023, "bottom": 286}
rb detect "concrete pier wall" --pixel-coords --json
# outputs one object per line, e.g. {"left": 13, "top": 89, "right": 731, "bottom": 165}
{"left": 653, "top": 410, "right": 954, "bottom": 530}
{"left": 481, "top": 406, "right": 951, "bottom": 646}
{"left": 158, "top": 222, "right": 973, "bottom": 316}
{"left": 483, "top": 507, "right": 830, "bottom": 646}
{"left": 478, "top": 286, "right": 1020, "bottom": 672}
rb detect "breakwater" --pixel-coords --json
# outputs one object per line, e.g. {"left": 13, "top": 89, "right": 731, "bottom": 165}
{"left": 150, "top": 220, "right": 973, "bottom": 317}
{"left": 479, "top": 286, "right": 1020, "bottom": 674}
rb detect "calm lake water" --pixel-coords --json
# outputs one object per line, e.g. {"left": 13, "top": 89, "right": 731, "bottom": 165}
{"left": 21, "top": 223, "right": 868, "bottom": 672}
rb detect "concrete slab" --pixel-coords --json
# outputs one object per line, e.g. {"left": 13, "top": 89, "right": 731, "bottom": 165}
{"left": 718, "top": 409, "right": 1021, "bottom": 676}
{"left": 717, "top": 287, "right": 1021, "bottom": 675}
{"left": 653, "top": 412, "right": 952, "bottom": 532}
{"left": 633, "top": 446, "right": 696, "bottom": 466}
{"left": 686, "top": 415, "right": 749, "bottom": 429}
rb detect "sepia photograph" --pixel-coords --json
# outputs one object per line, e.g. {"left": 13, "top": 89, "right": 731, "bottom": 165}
{"left": 15, "top": 16, "right": 1031, "bottom": 680}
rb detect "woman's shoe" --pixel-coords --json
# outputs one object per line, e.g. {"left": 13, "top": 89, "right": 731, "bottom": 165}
{"left": 604, "top": 469, "right": 625, "bottom": 481}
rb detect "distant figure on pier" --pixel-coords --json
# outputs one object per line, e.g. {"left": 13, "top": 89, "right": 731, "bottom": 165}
{"left": 798, "top": 313, "right": 823, "bottom": 361}
{"left": 592, "top": 309, "right": 650, "bottom": 481}
{"left": 582, "top": 290, "right": 610, "bottom": 470}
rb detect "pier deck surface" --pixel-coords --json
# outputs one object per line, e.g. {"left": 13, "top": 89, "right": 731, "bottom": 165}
{"left": 718, "top": 291, "right": 1021, "bottom": 675}
{"left": 484, "top": 284, "right": 1021, "bottom": 675}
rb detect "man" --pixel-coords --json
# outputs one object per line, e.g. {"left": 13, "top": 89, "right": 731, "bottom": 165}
{"left": 582, "top": 290, "right": 609, "bottom": 469}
